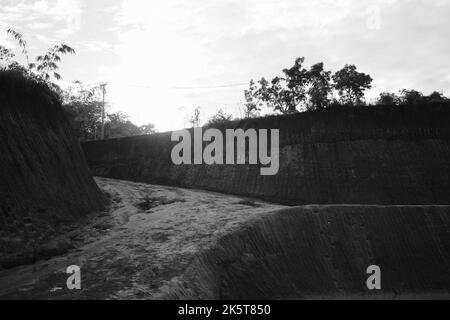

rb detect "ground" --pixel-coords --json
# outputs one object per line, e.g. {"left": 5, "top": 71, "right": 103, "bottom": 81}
{"left": 0, "top": 177, "right": 286, "bottom": 299}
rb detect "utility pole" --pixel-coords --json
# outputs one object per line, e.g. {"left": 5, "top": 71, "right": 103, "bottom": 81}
{"left": 99, "top": 83, "right": 107, "bottom": 140}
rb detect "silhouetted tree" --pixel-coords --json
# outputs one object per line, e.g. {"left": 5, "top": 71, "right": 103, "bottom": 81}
{"left": 3, "top": 28, "right": 75, "bottom": 82}
{"left": 206, "top": 109, "right": 233, "bottom": 126}
{"left": 0, "top": 45, "right": 15, "bottom": 67}
{"left": 398, "top": 89, "right": 423, "bottom": 105}
{"left": 36, "top": 44, "right": 75, "bottom": 81}
{"left": 244, "top": 57, "right": 310, "bottom": 114}
{"left": 105, "top": 113, "right": 157, "bottom": 138}
{"left": 281, "top": 57, "right": 310, "bottom": 111}
{"left": 6, "top": 29, "right": 33, "bottom": 70}
{"left": 105, "top": 112, "right": 138, "bottom": 138}
{"left": 243, "top": 79, "right": 261, "bottom": 117}
{"left": 426, "top": 91, "right": 448, "bottom": 103}
{"left": 376, "top": 92, "right": 399, "bottom": 105}
{"left": 307, "top": 62, "right": 332, "bottom": 110}
{"left": 62, "top": 82, "right": 104, "bottom": 141}
{"left": 332, "top": 64, "right": 373, "bottom": 105}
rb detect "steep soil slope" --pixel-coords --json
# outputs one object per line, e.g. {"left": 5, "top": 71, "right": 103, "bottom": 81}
{"left": 168, "top": 205, "right": 449, "bottom": 299}
{"left": 0, "top": 179, "right": 446, "bottom": 299}
{"left": 0, "top": 71, "right": 105, "bottom": 268}
{"left": 82, "top": 103, "right": 450, "bottom": 205}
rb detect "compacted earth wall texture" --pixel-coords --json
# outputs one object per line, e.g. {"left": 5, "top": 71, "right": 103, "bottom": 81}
{"left": 0, "top": 71, "right": 105, "bottom": 268}
{"left": 83, "top": 103, "right": 450, "bottom": 205}
{"left": 166, "top": 205, "right": 450, "bottom": 299}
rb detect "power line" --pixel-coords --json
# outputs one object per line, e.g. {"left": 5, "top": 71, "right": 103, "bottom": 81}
{"left": 170, "top": 83, "right": 248, "bottom": 90}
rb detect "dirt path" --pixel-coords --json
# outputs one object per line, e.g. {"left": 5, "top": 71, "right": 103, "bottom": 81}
{"left": 0, "top": 177, "right": 286, "bottom": 299}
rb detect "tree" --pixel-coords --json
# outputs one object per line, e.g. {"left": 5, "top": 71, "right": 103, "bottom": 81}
{"left": 243, "top": 79, "right": 261, "bottom": 118}
{"left": 398, "top": 89, "right": 423, "bottom": 105}
{"left": 206, "top": 109, "right": 233, "bottom": 126}
{"left": 0, "top": 45, "right": 15, "bottom": 68}
{"left": 376, "top": 92, "right": 399, "bottom": 105}
{"left": 36, "top": 44, "right": 75, "bottom": 81}
{"left": 188, "top": 106, "right": 201, "bottom": 127}
{"left": 62, "top": 82, "right": 104, "bottom": 141}
{"left": 3, "top": 28, "right": 75, "bottom": 83}
{"left": 307, "top": 62, "right": 332, "bottom": 110}
{"left": 332, "top": 64, "right": 373, "bottom": 105}
{"left": 105, "top": 112, "right": 139, "bottom": 138}
{"left": 244, "top": 57, "right": 309, "bottom": 114}
{"left": 105, "top": 113, "right": 157, "bottom": 138}
{"left": 280, "top": 57, "right": 310, "bottom": 111}
{"left": 6, "top": 29, "right": 33, "bottom": 70}
{"left": 426, "top": 91, "right": 448, "bottom": 103}
{"left": 139, "top": 124, "right": 157, "bottom": 135}
{"left": 63, "top": 82, "right": 156, "bottom": 140}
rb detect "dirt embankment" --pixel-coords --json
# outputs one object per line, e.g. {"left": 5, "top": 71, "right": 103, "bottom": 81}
{"left": 0, "top": 178, "right": 447, "bottom": 300}
{"left": 82, "top": 103, "right": 450, "bottom": 205}
{"left": 167, "top": 205, "right": 449, "bottom": 299}
{"left": 0, "top": 178, "right": 286, "bottom": 299}
{"left": 0, "top": 71, "right": 105, "bottom": 269}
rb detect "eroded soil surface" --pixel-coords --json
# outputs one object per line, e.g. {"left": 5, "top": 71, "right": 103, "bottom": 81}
{"left": 0, "top": 177, "right": 285, "bottom": 299}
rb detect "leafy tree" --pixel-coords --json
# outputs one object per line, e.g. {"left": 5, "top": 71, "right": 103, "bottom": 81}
{"left": 6, "top": 29, "right": 33, "bottom": 70}
{"left": 36, "top": 44, "right": 75, "bottom": 81}
{"left": 2, "top": 28, "right": 75, "bottom": 83}
{"left": 376, "top": 92, "right": 399, "bottom": 105}
{"left": 105, "top": 112, "right": 139, "bottom": 138}
{"left": 426, "top": 91, "right": 448, "bottom": 103}
{"left": 62, "top": 82, "right": 104, "bottom": 141}
{"left": 244, "top": 57, "right": 310, "bottom": 114}
{"left": 63, "top": 83, "right": 156, "bottom": 140}
{"left": 243, "top": 79, "right": 261, "bottom": 118}
{"left": 0, "top": 45, "right": 15, "bottom": 67}
{"left": 332, "top": 64, "right": 373, "bottom": 105}
{"left": 398, "top": 89, "right": 423, "bottom": 105}
{"left": 206, "top": 109, "right": 233, "bottom": 126}
{"left": 280, "top": 57, "right": 310, "bottom": 111}
{"left": 105, "top": 112, "right": 156, "bottom": 138}
{"left": 307, "top": 62, "right": 332, "bottom": 110}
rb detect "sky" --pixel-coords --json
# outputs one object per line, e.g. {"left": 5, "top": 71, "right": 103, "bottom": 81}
{"left": 1, "top": 0, "right": 449, "bottom": 132}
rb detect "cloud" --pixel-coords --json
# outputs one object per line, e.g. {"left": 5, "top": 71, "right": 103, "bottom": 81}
{"left": 0, "top": 0, "right": 83, "bottom": 38}
{"left": 78, "top": 41, "right": 114, "bottom": 52}
{"left": 3, "top": 0, "right": 450, "bottom": 131}
{"left": 29, "top": 22, "right": 53, "bottom": 30}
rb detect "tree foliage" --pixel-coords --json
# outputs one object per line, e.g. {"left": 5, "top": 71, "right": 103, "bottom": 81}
{"left": 6, "top": 29, "right": 32, "bottom": 69}
{"left": 0, "top": 45, "right": 15, "bottom": 67}
{"left": 36, "top": 44, "right": 75, "bottom": 81}
{"left": 1, "top": 29, "right": 75, "bottom": 83}
{"left": 244, "top": 57, "right": 373, "bottom": 114}
{"left": 332, "top": 64, "right": 373, "bottom": 105}
{"left": 398, "top": 89, "right": 423, "bottom": 105}
{"left": 258, "top": 57, "right": 310, "bottom": 113}
{"left": 307, "top": 62, "right": 332, "bottom": 110}
{"left": 62, "top": 82, "right": 104, "bottom": 141}
{"left": 243, "top": 79, "right": 261, "bottom": 118}
{"left": 377, "top": 92, "right": 399, "bottom": 105}
{"left": 206, "top": 109, "right": 233, "bottom": 126}
{"left": 376, "top": 89, "right": 448, "bottom": 106}
{"left": 62, "top": 82, "right": 156, "bottom": 141}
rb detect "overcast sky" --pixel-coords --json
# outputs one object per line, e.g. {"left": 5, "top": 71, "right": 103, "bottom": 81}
{"left": 1, "top": 0, "right": 449, "bottom": 131}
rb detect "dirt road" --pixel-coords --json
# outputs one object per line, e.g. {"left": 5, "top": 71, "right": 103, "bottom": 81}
{"left": 0, "top": 177, "right": 286, "bottom": 299}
